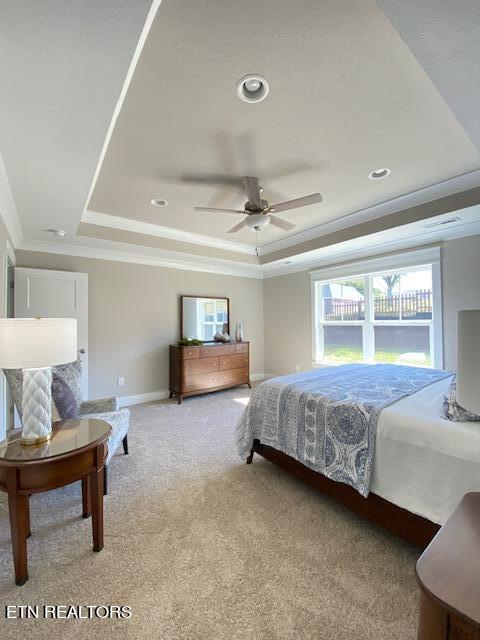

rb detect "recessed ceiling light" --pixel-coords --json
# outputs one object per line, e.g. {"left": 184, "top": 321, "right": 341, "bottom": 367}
{"left": 150, "top": 198, "right": 168, "bottom": 207}
{"left": 368, "top": 168, "right": 391, "bottom": 180}
{"left": 43, "top": 228, "right": 66, "bottom": 238}
{"left": 236, "top": 74, "right": 269, "bottom": 103}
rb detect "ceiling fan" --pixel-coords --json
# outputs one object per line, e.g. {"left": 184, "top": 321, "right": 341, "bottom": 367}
{"left": 193, "top": 176, "right": 322, "bottom": 234}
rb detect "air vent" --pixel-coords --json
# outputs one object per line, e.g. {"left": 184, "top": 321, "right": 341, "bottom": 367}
{"left": 424, "top": 217, "right": 461, "bottom": 229}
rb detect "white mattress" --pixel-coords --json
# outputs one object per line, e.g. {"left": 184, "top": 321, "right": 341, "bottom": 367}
{"left": 371, "top": 375, "right": 480, "bottom": 525}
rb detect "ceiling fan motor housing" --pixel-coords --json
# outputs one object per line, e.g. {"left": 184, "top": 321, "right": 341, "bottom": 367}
{"left": 245, "top": 198, "right": 269, "bottom": 212}
{"left": 246, "top": 212, "right": 271, "bottom": 231}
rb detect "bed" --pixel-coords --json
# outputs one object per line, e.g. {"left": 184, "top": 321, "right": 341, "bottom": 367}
{"left": 236, "top": 364, "right": 480, "bottom": 549}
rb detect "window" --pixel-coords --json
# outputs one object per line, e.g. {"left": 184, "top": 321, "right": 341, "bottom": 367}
{"left": 197, "top": 298, "right": 228, "bottom": 341}
{"left": 311, "top": 250, "right": 442, "bottom": 368}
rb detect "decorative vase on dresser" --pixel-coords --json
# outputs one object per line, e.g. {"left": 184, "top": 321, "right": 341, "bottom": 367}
{"left": 235, "top": 321, "right": 244, "bottom": 342}
{"left": 169, "top": 342, "right": 251, "bottom": 403}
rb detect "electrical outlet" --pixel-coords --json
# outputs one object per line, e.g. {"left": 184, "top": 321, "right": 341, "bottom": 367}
{"left": 295, "top": 364, "right": 300, "bottom": 372}
{"left": 117, "top": 376, "right": 125, "bottom": 387}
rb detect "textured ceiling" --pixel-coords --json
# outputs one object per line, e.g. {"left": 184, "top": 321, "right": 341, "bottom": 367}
{"left": 0, "top": 0, "right": 152, "bottom": 239}
{"left": 376, "top": 0, "right": 480, "bottom": 152}
{"left": 0, "top": 0, "right": 479, "bottom": 262}
{"left": 88, "top": 0, "right": 480, "bottom": 246}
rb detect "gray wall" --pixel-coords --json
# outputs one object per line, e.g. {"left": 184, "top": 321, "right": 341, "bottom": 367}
{"left": 264, "top": 271, "right": 312, "bottom": 375}
{"left": 442, "top": 235, "right": 480, "bottom": 370}
{"left": 15, "top": 251, "right": 265, "bottom": 399}
{"left": 15, "top": 234, "right": 480, "bottom": 400}
{"left": 263, "top": 234, "right": 480, "bottom": 375}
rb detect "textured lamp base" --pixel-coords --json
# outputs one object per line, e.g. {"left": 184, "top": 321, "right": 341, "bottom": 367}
{"left": 21, "top": 367, "right": 53, "bottom": 446}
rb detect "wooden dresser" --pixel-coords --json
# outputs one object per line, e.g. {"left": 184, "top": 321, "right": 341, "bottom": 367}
{"left": 169, "top": 341, "right": 250, "bottom": 403}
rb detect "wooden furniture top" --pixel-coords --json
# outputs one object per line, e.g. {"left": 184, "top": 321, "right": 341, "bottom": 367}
{"left": 172, "top": 341, "right": 249, "bottom": 359}
{"left": 416, "top": 492, "right": 480, "bottom": 629}
{"left": 0, "top": 419, "right": 111, "bottom": 465}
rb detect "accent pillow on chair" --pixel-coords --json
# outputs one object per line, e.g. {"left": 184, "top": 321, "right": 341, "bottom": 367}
{"left": 3, "top": 359, "right": 130, "bottom": 498}
{"left": 51, "top": 372, "right": 79, "bottom": 419}
{"left": 442, "top": 376, "right": 480, "bottom": 422}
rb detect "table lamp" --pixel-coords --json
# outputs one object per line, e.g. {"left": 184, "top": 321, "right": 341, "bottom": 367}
{"left": 0, "top": 318, "right": 77, "bottom": 445}
{"left": 456, "top": 310, "right": 480, "bottom": 414}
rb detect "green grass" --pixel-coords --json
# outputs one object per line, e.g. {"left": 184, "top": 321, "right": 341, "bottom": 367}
{"left": 324, "top": 345, "right": 431, "bottom": 366}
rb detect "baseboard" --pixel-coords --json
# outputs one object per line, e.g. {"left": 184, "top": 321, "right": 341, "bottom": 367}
{"left": 118, "top": 374, "right": 269, "bottom": 407}
{"left": 118, "top": 389, "right": 170, "bottom": 407}
{"left": 252, "top": 372, "right": 275, "bottom": 381}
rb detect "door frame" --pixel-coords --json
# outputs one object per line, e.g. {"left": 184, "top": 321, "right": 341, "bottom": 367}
{"left": 0, "top": 240, "right": 15, "bottom": 441}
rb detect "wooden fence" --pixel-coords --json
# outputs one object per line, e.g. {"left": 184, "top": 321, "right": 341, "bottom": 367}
{"left": 324, "top": 289, "right": 432, "bottom": 321}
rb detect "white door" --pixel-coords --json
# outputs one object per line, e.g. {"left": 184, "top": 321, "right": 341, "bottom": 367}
{"left": 14, "top": 268, "right": 89, "bottom": 398}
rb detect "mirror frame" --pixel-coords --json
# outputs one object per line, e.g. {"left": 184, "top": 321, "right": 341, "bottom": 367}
{"left": 180, "top": 295, "right": 230, "bottom": 342}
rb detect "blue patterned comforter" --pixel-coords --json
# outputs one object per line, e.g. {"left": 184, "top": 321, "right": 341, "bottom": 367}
{"left": 236, "top": 364, "right": 452, "bottom": 496}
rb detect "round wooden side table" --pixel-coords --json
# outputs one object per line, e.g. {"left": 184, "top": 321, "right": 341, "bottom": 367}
{"left": 0, "top": 418, "right": 111, "bottom": 585}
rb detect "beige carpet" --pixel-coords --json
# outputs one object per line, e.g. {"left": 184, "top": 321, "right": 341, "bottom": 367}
{"left": 0, "top": 387, "right": 420, "bottom": 639}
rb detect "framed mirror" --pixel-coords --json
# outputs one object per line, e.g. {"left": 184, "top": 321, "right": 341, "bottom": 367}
{"left": 181, "top": 295, "right": 229, "bottom": 342}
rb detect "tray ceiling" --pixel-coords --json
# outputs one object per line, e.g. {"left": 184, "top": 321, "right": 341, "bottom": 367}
{"left": 87, "top": 0, "right": 480, "bottom": 248}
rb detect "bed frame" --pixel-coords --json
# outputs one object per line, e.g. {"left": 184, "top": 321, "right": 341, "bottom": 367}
{"left": 247, "top": 439, "right": 440, "bottom": 550}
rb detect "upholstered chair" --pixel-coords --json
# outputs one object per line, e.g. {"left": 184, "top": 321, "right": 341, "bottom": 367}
{"left": 3, "top": 359, "right": 130, "bottom": 496}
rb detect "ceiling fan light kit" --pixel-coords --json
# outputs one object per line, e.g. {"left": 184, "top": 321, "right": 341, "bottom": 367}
{"left": 246, "top": 213, "right": 270, "bottom": 231}
{"left": 236, "top": 74, "right": 269, "bottom": 103}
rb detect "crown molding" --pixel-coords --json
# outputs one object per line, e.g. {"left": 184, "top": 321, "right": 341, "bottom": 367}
{"left": 83, "top": 169, "right": 480, "bottom": 264}
{"left": 258, "top": 168, "right": 480, "bottom": 257}
{"left": 18, "top": 238, "right": 263, "bottom": 279}
{"left": 0, "top": 152, "right": 23, "bottom": 247}
{"left": 82, "top": 210, "right": 256, "bottom": 255}
{"left": 17, "top": 207, "right": 480, "bottom": 281}
{"left": 261, "top": 213, "right": 480, "bottom": 278}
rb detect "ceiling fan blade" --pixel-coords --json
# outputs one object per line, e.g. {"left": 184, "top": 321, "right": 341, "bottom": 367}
{"left": 194, "top": 206, "right": 245, "bottom": 214}
{"left": 243, "top": 176, "right": 261, "bottom": 207}
{"left": 269, "top": 216, "right": 295, "bottom": 231}
{"left": 260, "top": 186, "right": 288, "bottom": 204}
{"left": 269, "top": 193, "right": 322, "bottom": 213}
{"left": 207, "top": 187, "right": 243, "bottom": 209}
{"left": 227, "top": 219, "right": 248, "bottom": 234}
{"left": 264, "top": 160, "right": 318, "bottom": 180}
{"left": 161, "top": 174, "right": 242, "bottom": 187}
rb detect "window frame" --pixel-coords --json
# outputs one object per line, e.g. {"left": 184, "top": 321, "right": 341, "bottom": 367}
{"left": 311, "top": 248, "right": 443, "bottom": 369}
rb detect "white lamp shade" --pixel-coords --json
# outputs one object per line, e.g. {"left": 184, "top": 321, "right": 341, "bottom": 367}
{"left": 456, "top": 310, "right": 480, "bottom": 414}
{"left": 0, "top": 318, "right": 77, "bottom": 369}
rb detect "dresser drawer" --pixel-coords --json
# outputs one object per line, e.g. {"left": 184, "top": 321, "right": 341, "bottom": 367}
{"left": 184, "top": 372, "right": 219, "bottom": 392}
{"left": 178, "top": 347, "right": 200, "bottom": 359}
{"left": 219, "top": 368, "right": 249, "bottom": 386}
{"left": 215, "top": 344, "right": 237, "bottom": 356}
{"left": 235, "top": 343, "right": 249, "bottom": 354}
{"left": 183, "top": 357, "right": 218, "bottom": 375}
{"left": 219, "top": 354, "right": 249, "bottom": 370}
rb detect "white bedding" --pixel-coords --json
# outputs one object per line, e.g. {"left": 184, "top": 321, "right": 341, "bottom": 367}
{"left": 371, "top": 375, "right": 480, "bottom": 525}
